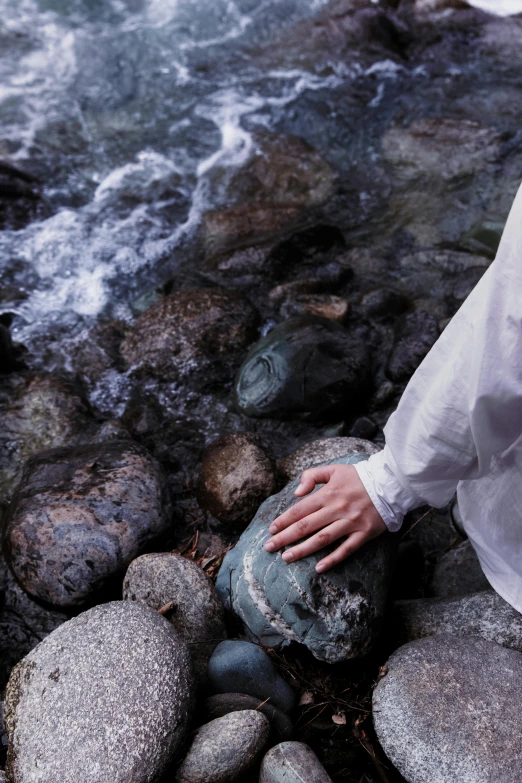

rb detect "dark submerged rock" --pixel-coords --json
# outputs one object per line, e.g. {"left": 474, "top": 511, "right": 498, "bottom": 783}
{"left": 260, "top": 741, "right": 333, "bottom": 783}
{"left": 123, "top": 552, "right": 226, "bottom": 683}
{"left": 208, "top": 640, "right": 297, "bottom": 714}
{"left": 121, "top": 288, "right": 259, "bottom": 382}
{"left": 196, "top": 432, "right": 277, "bottom": 530}
{"left": 4, "top": 439, "right": 172, "bottom": 608}
{"left": 202, "top": 693, "right": 293, "bottom": 743}
{"left": 373, "top": 634, "right": 522, "bottom": 783}
{"left": 5, "top": 601, "right": 195, "bottom": 783}
{"left": 175, "top": 710, "right": 270, "bottom": 783}
{"left": 216, "top": 454, "right": 396, "bottom": 663}
{"left": 387, "top": 310, "right": 439, "bottom": 382}
{"left": 391, "top": 589, "right": 522, "bottom": 652}
{"left": 234, "top": 316, "right": 369, "bottom": 421}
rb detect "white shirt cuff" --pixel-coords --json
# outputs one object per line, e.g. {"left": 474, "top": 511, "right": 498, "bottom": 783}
{"left": 353, "top": 448, "right": 421, "bottom": 533}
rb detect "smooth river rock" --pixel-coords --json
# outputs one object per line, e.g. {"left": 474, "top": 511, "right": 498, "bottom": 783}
{"left": 234, "top": 316, "right": 369, "bottom": 421}
{"left": 5, "top": 601, "right": 195, "bottom": 783}
{"left": 260, "top": 741, "right": 333, "bottom": 783}
{"left": 427, "top": 540, "right": 490, "bottom": 598}
{"left": 216, "top": 453, "right": 396, "bottom": 663}
{"left": 175, "top": 710, "right": 270, "bottom": 783}
{"left": 123, "top": 552, "right": 226, "bottom": 683}
{"left": 208, "top": 640, "right": 296, "bottom": 714}
{"left": 202, "top": 693, "right": 293, "bottom": 743}
{"left": 196, "top": 432, "right": 277, "bottom": 529}
{"left": 4, "top": 439, "right": 172, "bottom": 608}
{"left": 121, "top": 288, "right": 259, "bottom": 382}
{"left": 373, "top": 634, "right": 522, "bottom": 782}
{"left": 392, "top": 589, "right": 522, "bottom": 652}
{"left": 277, "top": 437, "right": 379, "bottom": 482}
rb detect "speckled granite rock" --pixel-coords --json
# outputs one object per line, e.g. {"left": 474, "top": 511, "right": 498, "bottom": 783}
{"left": 277, "top": 437, "right": 379, "bottom": 482}
{"left": 373, "top": 634, "right": 522, "bottom": 782}
{"left": 175, "top": 710, "right": 270, "bottom": 783}
{"left": 196, "top": 432, "right": 277, "bottom": 529}
{"left": 260, "top": 741, "right": 333, "bottom": 783}
{"left": 4, "top": 440, "right": 172, "bottom": 608}
{"left": 427, "top": 540, "right": 489, "bottom": 598}
{"left": 202, "top": 693, "right": 292, "bottom": 743}
{"left": 208, "top": 641, "right": 296, "bottom": 714}
{"left": 216, "top": 453, "right": 396, "bottom": 663}
{"left": 392, "top": 589, "right": 522, "bottom": 652}
{"left": 123, "top": 552, "right": 226, "bottom": 683}
{"left": 5, "top": 601, "right": 195, "bottom": 783}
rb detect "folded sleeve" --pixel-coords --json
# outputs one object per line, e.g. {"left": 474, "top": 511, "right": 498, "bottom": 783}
{"left": 354, "top": 182, "right": 522, "bottom": 532}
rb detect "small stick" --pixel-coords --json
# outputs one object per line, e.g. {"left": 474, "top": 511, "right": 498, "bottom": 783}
{"left": 158, "top": 601, "right": 176, "bottom": 615}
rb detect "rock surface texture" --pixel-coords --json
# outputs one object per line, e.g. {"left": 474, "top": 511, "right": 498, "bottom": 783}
{"left": 277, "top": 437, "right": 379, "bottom": 482}
{"left": 427, "top": 540, "right": 489, "bottom": 598}
{"left": 121, "top": 288, "right": 259, "bottom": 381}
{"left": 203, "top": 693, "right": 293, "bottom": 742}
{"left": 234, "top": 316, "right": 369, "bottom": 420}
{"left": 216, "top": 453, "right": 396, "bottom": 662}
{"left": 175, "top": 710, "right": 270, "bottom": 783}
{"left": 5, "top": 601, "right": 195, "bottom": 783}
{"left": 4, "top": 440, "right": 172, "bottom": 607}
{"left": 373, "top": 634, "right": 522, "bottom": 783}
{"left": 260, "top": 741, "right": 333, "bottom": 783}
{"left": 392, "top": 589, "right": 522, "bottom": 652}
{"left": 196, "top": 432, "right": 277, "bottom": 529}
{"left": 123, "top": 552, "right": 226, "bottom": 682}
{"left": 208, "top": 640, "right": 296, "bottom": 714}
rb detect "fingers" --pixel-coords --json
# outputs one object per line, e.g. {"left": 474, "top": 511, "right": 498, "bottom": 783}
{"left": 280, "top": 519, "right": 348, "bottom": 563}
{"left": 294, "top": 465, "right": 336, "bottom": 497}
{"left": 265, "top": 508, "right": 341, "bottom": 552}
{"left": 268, "top": 493, "right": 324, "bottom": 535}
{"left": 315, "top": 531, "right": 368, "bottom": 573}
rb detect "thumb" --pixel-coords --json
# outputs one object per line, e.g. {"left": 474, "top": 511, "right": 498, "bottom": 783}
{"left": 294, "top": 465, "right": 336, "bottom": 496}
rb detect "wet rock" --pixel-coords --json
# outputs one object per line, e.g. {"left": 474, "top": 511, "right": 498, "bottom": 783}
{"left": 5, "top": 601, "right": 195, "bottom": 783}
{"left": 280, "top": 293, "right": 350, "bottom": 324}
{"left": 203, "top": 693, "right": 293, "bottom": 743}
{"left": 175, "top": 710, "right": 270, "bottom": 783}
{"left": 0, "top": 548, "right": 68, "bottom": 692}
{"left": 234, "top": 316, "right": 369, "bottom": 421}
{"left": 0, "top": 160, "right": 47, "bottom": 230}
{"left": 123, "top": 552, "right": 226, "bottom": 683}
{"left": 268, "top": 279, "right": 323, "bottom": 304}
{"left": 4, "top": 439, "right": 172, "bottom": 608}
{"left": 260, "top": 741, "right": 333, "bottom": 783}
{"left": 216, "top": 454, "right": 396, "bottom": 663}
{"left": 208, "top": 641, "right": 296, "bottom": 714}
{"left": 428, "top": 540, "right": 489, "bottom": 598}
{"left": 387, "top": 310, "right": 439, "bottom": 382}
{"left": 0, "top": 373, "right": 94, "bottom": 505}
{"left": 196, "top": 432, "right": 277, "bottom": 529}
{"left": 348, "top": 416, "right": 377, "bottom": 440}
{"left": 392, "top": 589, "right": 522, "bottom": 652}
{"left": 201, "top": 245, "right": 272, "bottom": 287}
{"left": 373, "top": 634, "right": 522, "bottom": 782}
{"left": 359, "top": 287, "right": 409, "bottom": 318}
{"left": 398, "top": 249, "right": 490, "bottom": 304}
{"left": 121, "top": 288, "right": 259, "bottom": 383}
{"left": 267, "top": 225, "right": 349, "bottom": 285}
{"left": 228, "top": 133, "right": 334, "bottom": 210}
{"left": 0, "top": 319, "right": 24, "bottom": 375}
{"left": 383, "top": 118, "right": 502, "bottom": 245}
{"left": 277, "top": 437, "right": 379, "bottom": 483}
{"left": 203, "top": 205, "right": 302, "bottom": 258}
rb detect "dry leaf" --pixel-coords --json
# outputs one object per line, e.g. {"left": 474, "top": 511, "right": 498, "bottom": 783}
{"left": 332, "top": 712, "right": 346, "bottom": 725}
{"left": 299, "top": 691, "right": 314, "bottom": 706}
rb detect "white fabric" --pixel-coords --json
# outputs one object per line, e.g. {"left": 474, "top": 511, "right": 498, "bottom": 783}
{"left": 354, "top": 182, "right": 522, "bottom": 613}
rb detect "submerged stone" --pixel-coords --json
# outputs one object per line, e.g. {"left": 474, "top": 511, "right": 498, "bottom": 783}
{"left": 234, "top": 316, "right": 369, "bottom": 421}
{"left": 216, "top": 453, "right": 396, "bottom": 663}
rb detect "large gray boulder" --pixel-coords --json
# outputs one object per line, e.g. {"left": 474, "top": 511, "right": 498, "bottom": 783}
{"left": 373, "top": 634, "right": 522, "bottom": 782}
{"left": 216, "top": 453, "right": 396, "bottom": 663}
{"left": 5, "top": 601, "right": 195, "bottom": 783}
{"left": 391, "top": 589, "right": 522, "bottom": 652}
{"left": 123, "top": 552, "right": 226, "bottom": 683}
{"left": 4, "top": 440, "right": 172, "bottom": 608}
{"left": 175, "top": 710, "right": 270, "bottom": 783}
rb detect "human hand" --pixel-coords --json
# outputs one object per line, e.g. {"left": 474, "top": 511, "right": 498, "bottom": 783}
{"left": 263, "top": 463, "right": 387, "bottom": 573}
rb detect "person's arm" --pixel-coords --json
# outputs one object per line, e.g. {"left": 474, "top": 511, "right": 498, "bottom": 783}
{"left": 265, "top": 183, "right": 522, "bottom": 572}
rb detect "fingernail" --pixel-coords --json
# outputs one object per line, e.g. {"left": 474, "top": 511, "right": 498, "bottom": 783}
{"left": 282, "top": 551, "right": 293, "bottom": 562}
{"left": 315, "top": 562, "right": 326, "bottom": 573}
{"left": 294, "top": 483, "right": 303, "bottom": 494}
{"left": 264, "top": 541, "right": 275, "bottom": 552}
{"left": 269, "top": 524, "right": 277, "bottom": 533}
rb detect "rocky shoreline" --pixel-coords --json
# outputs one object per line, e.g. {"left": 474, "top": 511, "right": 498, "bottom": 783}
{"left": 2, "top": 0, "right": 522, "bottom": 781}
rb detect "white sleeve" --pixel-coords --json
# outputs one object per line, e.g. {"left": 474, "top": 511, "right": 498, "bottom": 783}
{"left": 354, "top": 183, "right": 522, "bottom": 533}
